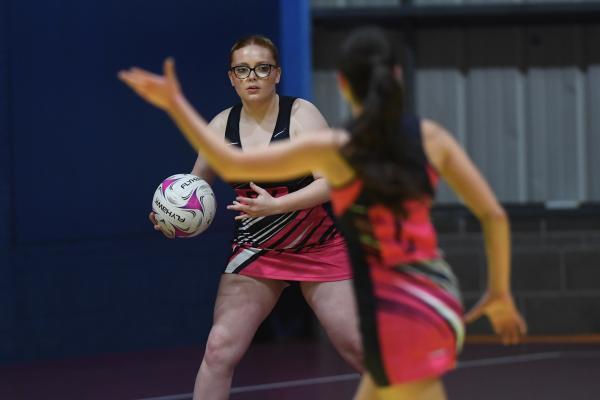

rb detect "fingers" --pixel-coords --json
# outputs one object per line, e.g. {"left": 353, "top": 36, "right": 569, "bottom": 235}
{"left": 118, "top": 71, "right": 152, "bottom": 98}
{"left": 118, "top": 71, "right": 142, "bottom": 88}
{"left": 499, "top": 320, "right": 524, "bottom": 345}
{"left": 148, "top": 212, "right": 162, "bottom": 231}
{"left": 118, "top": 67, "right": 163, "bottom": 92}
{"left": 163, "top": 229, "right": 175, "bottom": 239}
{"left": 164, "top": 57, "right": 176, "bottom": 80}
{"left": 463, "top": 304, "right": 484, "bottom": 324}
{"left": 227, "top": 201, "right": 256, "bottom": 220}
{"left": 227, "top": 200, "right": 249, "bottom": 211}
{"left": 235, "top": 196, "right": 254, "bottom": 205}
{"left": 519, "top": 316, "right": 528, "bottom": 336}
{"left": 499, "top": 325, "right": 515, "bottom": 345}
{"left": 249, "top": 182, "right": 267, "bottom": 195}
{"left": 149, "top": 215, "right": 174, "bottom": 238}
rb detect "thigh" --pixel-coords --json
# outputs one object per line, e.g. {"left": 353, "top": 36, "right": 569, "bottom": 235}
{"left": 209, "top": 274, "right": 287, "bottom": 347}
{"left": 300, "top": 279, "right": 359, "bottom": 339}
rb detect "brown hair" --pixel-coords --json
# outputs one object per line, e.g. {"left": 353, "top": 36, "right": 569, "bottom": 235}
{"left": 229, "top": 35, "right": 279, "bottom": 67}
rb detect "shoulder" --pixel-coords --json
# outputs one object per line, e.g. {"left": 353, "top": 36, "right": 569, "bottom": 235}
{"left": 420, "top": 118, "right": 460, "bottom": 170}
{"left": 289, "top": 98, "right": 329, "bottom": 136}
{"left": 421, "top": 119, "right": 448, "bottom": 142}
{"left": 208, "top": 107, "right": 233, "bottom": 137}
{"left": 291, "top": 98, "right": 320, "bottom": 115}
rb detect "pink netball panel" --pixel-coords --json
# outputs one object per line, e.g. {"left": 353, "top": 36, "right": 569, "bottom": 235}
{"left": 152, "top": 174, "right": 216, "bottom": 239}
{"left": 184, "top": 190, "right": 203, "bottom": 212}
{"left": 161, "top": 177, "right": 181, "bottom": 194}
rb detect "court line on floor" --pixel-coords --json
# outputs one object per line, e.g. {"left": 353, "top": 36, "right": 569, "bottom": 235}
{"left": 457, "top": 351, "right": 562, "bottom": 369}
{"left": 137, "top": 351, "right": 595, "bottom": 400}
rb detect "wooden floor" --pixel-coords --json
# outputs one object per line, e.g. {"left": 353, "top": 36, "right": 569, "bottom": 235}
{"left": 1, "top": 339, "right": 599, "bottom": 399}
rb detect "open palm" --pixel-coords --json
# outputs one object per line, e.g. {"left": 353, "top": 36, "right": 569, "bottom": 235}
{"left": 119, "top": 58, "right": 181, "bottom": 111}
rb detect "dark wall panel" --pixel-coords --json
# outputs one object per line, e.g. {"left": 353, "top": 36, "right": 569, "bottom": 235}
{"left": 2, "top": 0, "right": 286, "bottom": 363}
{"left": 9, "top": 0, "right": 280, "bottom": 243}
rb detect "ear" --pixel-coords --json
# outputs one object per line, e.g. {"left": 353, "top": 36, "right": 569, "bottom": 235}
{"left": 275, "top": 66, "right": 281, "bottom": 84}
{"left": 228, "top": 70, "right": 235, "bottom": 87}
{"left": 393, "top": 65, "right": 403, "bottom": 83}
{"left": 336, "top": 72, "right": 353, "bottom": 103}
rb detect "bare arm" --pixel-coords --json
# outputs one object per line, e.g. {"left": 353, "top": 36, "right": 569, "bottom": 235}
{"left": 119, "top": 59, "right": 354, "bottom": 192}
{"left": 422, "top": 119, "right": 526, "bottom": 344}
{"left": 278, "top": 99, "right": 332, "bottom": 210}
{"left": 190, "top": 108, "right": 230, "bottom": 183}
{"left": 170, "top": 94, "right": 352, "bottom": 185}
{"left": 229, "top": 100, "right": 334, "bottom": 219}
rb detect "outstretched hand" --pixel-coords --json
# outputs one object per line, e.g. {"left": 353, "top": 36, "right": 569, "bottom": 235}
{"left": 465, "top": 291, "right": 527, "bottom": 345}
{"left": 118, "top": 58, "right": 181, "bottom": 111}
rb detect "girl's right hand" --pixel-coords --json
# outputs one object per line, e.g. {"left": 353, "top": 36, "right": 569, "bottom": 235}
{"left": 119, "top": 58, "right": 182, "bottom": 112}
{"left": 149, "top": 212, "right": 175, "bottom": 239}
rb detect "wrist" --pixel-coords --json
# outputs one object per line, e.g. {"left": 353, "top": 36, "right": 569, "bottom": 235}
{"left": 487, "top": 289, "right": 512, "bottom": 298}
{"left": 272, "top": 197, "right": 286, "bottom": 214}
{"left": 167, "top": 92, "right": 186, "bottom": 112}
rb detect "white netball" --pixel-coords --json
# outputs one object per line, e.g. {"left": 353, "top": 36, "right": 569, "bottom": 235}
{"left": 152, "top": 174, "right": 216, "bottom": 238}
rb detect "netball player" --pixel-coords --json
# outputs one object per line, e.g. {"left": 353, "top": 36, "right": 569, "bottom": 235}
{"left": 146, "top": 35, "right": 362, "bottom": 400}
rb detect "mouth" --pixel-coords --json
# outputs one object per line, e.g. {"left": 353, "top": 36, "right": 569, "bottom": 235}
{"left": 246, "top": 86, "right": 260, "bottom": 92}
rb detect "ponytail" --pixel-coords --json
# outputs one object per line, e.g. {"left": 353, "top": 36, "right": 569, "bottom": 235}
{"left": 339, "top": 27, "right": 432, "bottom": 214}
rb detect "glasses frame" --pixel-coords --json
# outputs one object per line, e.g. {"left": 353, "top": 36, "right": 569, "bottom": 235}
{"left": 229, "top": 63, "right": 278, "bottom": 79}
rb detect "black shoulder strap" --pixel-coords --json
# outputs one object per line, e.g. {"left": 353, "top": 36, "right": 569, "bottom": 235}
{"left": 402, "top": 114, "right": 435, "bottom": 195}
{"left": 224, "top": 104, "right": 243, "bottom": 147}
{"left": 271, "top": 96, "right": 298, "bottom": 142}
{"left": 402, "top": 114, "right": 426, "bottom": 162}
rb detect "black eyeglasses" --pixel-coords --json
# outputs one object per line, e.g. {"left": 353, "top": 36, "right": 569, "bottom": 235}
{"left": 230, "top": 63, "right": 277, "bottom": 79}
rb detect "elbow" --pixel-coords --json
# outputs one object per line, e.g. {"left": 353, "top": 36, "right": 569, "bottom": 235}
{"left": 479, "top": 206, "right": 508, "bottom": 226}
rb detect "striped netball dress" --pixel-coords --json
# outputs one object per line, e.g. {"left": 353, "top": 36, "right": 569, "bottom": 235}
{"left": 330, "top": 115, "right": 465, "bottom": 386}
{"left": 223, "top": 96, "right": 352, "bottom": 282}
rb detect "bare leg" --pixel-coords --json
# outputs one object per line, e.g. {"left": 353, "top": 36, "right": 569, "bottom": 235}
{"left": 354, "top": 374, "right": 379, "bottom": 400}
{"left": 192, "top": 274, "right": 287, "bottom": 400}
{"left": 377, "top": 378, "right": 447, "bottom": 400}
{"left": 300, "top": 280, "right": 363, "bottom": 372}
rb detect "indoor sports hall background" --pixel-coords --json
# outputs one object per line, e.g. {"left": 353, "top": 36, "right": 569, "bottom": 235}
{"left": 1, "top": 0, "right": 599, "bottom": 399}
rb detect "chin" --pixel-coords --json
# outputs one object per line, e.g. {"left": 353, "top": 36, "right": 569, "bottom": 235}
{"left": 242, "top": 92, "right": 272, "bottom": 102}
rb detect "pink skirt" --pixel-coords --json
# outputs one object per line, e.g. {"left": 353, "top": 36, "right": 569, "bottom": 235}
{"left": 224, "top": 235, "right": 353, "bottom": 282}
{"left": 357, "top": 259, "right": 464, "bottom": 386}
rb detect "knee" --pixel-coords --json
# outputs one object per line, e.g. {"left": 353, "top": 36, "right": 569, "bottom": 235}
{"left": 202, "top": 326, "right": 240, "bottom": 371}
{"left": 336, "top": 328, "right": 364, "bottom": 372}
{"left": 348, "top": 335, "right": 365, "bottom": 371}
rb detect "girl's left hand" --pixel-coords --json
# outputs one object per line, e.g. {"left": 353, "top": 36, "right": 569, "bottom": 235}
{"left": 465, "top": 291, "right": 527, "bottom": 345}
{"left": 227, "top": 182, "right": 282, "bottom": 220}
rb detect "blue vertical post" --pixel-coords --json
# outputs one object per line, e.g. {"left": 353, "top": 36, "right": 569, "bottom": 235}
{"left": 0, "top": 0, "right": 11, "bottom": 253}
{"left": 0, "top": 0, "right": 17, "bottom": 363}
{"left": 278, "top": 0, "right": 312, "bottom": 100}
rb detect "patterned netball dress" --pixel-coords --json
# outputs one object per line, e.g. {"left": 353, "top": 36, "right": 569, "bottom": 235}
{"left": 223, "top": 96, "right": 352, "bottom": 281}
{"left": 330, "top": 115, "right": 464, "bottom": 385}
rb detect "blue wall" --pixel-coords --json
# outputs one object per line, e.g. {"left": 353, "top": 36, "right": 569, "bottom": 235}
{"left": 0, "top": 0, "right": 311, "bottom": 363}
